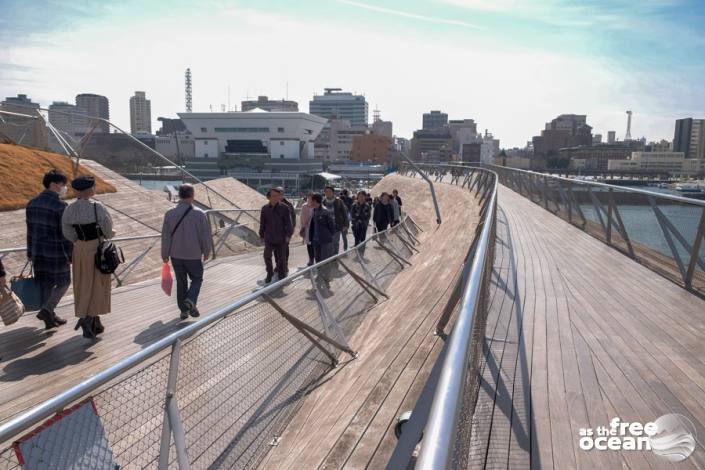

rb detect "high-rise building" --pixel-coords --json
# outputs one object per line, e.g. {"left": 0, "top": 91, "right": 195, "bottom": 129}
{"left": 48, "top": 101, "right": 88, "bottom": 140}
{"left": 607, "top": 131, "right": 616, "bottom": 144}
{"left": 241, "top": 96, "right": 298, "bottom": 112}
{"left": 130, "top": 91, "right": 152, "bottom": 134}
{"left": 674, "top": 118, "right": 705, "bottom": 160}
{"left": 422, "top": 110, "right": 448, "bottom": 130}
{"left": 309, "top": 88, "right": 368, "bottom": 128}
{"left": 593, "top": 134, "right": 603, "bottom": 144}
{"left": 411, "top": 128, "right": 453, "bottom": 161}
{"left": 0, "top": 94, "right": 48, "bottom": 149}
{"left": 76, "top": 93, "right": 110, "bottom": 132}
{"left": 533, "top": 114, "right": 592, "bottom": 157}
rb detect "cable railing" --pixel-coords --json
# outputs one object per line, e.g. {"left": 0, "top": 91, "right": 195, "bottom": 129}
{"left": 487, "top": 164, "right": 705, "bottom": 296}
{"left": 0, "top": 216, "right": 423, "bottom": 470}
{"left": 390, "top": 163, "right": 498, "bottom": 469}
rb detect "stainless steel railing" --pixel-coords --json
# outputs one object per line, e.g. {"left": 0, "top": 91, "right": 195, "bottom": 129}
{"left": 390, "top": 163, "right": 497, "bottom": 469}
{"left": 487, "top": 164, "right": 705, "bottom": 296}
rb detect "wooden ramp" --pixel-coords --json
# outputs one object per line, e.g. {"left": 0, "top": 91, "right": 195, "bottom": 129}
{"left": 468, "top": 185, "right": 705, "bottom": 469}
{"left": 0, "top": 246, "right": 310, "bottom": 428}
{"left": 259, "top": 174, "right": 480, "bottom": 469}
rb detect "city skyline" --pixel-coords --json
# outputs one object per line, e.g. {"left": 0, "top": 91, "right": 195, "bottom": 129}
{"left": 1, "top": 0, "right": 704, "bottom": 147}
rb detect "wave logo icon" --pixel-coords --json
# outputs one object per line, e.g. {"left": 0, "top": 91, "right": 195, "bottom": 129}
{"left": 649, "top": 414, "right": 696, "bottom": 462}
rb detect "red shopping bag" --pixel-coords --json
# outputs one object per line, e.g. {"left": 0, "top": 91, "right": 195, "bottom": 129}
{"left": 161, "top": 262, "right": 173, "bottom": 296}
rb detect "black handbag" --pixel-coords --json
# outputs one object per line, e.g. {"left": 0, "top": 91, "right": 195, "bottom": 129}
{"left": 10, "top": 261, "right": 42, "bottom": 311}
{"left": 93, "top": 203, "right": 124, "bottom": 274}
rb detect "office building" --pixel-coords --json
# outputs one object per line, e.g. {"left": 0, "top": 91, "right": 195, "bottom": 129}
{"left": 313, "top": 118, "right": 368, "bottom": 161}
{"left": 0, "top": 94, "right": 47, "bottom": 149}
{"left": 350, "top": 134, "right": 393, "bottom": 165}
{"left": 422, "top": 110, "right": 448, "bottom": 130}
{"left": 607, "top": 131, "right": 616, "bottom": 144}
{"left": 130, "top": 91, "right": 152, "bottom": 134}
{"left": 48, "top": 101, "right": 88, "bottom": 141}
{"left": 448, "top": 119, "right": 478, "bottom": 154}
{"left": 309, "top": 88, "right": 368, "bottom": 128}
{"left": 241, "top": 96, "right": 298, "bottom": 112}
{"left": 593, "top": 134, "right": 602, "bottom": 144}
{"left": 394, "top": 137, "right": 411, "bottom": 155}
{"left": 461, "top": 142, "right": 482, "bottom": 163}
{"left": 75, "top": 93, "right": 110, "bottom": 132}
{"left": 560, "top": 143, "right": 637, "bottom": 170}
{"left": 533, "top": 114, "right": 592, "bottom": 157}
{"left": 372, "top": 119, "right": 393, "bottom": 139}
{"left": 411, "top": 128, "right": 453, "bottom": 162}
{"left": 608, "top": 151, "right": 704, "bottom": 175}
{"left": 480, "top": 130, "right": 500, "bottom": 164}
{"left": 674, "top": 118, "right": 705, "bottom": 160}
{"left": 646, "top": 139, "right": 672, "bottom": 152}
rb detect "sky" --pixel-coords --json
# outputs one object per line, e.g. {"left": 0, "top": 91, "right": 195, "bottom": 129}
{"left": 1, "top": 0, "right": 704, "bottom": 147}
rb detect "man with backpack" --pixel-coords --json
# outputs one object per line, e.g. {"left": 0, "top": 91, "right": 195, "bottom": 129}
{"left": 161, "top": 184, "right": 212, "bottom": 320}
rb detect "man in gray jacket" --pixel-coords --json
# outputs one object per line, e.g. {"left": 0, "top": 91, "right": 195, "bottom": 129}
{"left": 161, "top": 184, "right": 213, "bottom": 320}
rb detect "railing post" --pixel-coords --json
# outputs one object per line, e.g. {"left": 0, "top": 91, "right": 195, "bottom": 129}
{"left": 685, "top": 210, "right": 705, "bottom": 289}
{"left": 158, "top": 339, "right": 190, "bottom": 470}
{"left": 606, "top": 188, "right": 613, "bottom": 244}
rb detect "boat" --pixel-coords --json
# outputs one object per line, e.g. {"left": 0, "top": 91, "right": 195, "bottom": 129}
{"left": 675, "top": 182, "right": 703, "bottom": 193}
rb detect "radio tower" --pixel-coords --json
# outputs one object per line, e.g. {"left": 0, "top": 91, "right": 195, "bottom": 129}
{"left": 185, "top": 68, "right": 193, "bottom": 112}
{"left": 625, "top": 110, "right": 632, "bottom": 141}
{"left": 373, "top": 106, "right": 381, "bottom": 123}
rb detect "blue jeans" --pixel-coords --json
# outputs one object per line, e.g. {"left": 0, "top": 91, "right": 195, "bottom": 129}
{"left": 171, "top": 258, "right": 204, "bottom": 313}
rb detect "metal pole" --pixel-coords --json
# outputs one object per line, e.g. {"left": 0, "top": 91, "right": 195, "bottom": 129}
{"left": 158, "top": 339, "right": 190, "bottom": 470}
{"left": 399, "top": 153, "right": 441, "bottom": 224}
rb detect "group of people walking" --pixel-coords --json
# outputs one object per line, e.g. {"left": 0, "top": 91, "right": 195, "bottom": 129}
{"left": 259, "top": 185, "right": 403, "bottom": 284}
{"left": 9, "top": 172, "right": 405, "bottom": 338}
{"left": 21, "top": 170, "right": 115, "bottom": 339}
{"left": 13, "top": 171, "right": 214, "bottom": 339}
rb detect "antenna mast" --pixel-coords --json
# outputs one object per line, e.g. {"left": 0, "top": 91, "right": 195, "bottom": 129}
{"left": 185, "top": 68, "right": 193, "bottom": 112}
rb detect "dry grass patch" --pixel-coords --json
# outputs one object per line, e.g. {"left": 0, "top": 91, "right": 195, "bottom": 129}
{"left": 0, "top": 143, "right": 116, "bottom": 210}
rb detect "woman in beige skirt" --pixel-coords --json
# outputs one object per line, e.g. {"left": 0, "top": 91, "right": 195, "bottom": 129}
{"left": 61, "top": 175, "right": 115, "bottom": 339}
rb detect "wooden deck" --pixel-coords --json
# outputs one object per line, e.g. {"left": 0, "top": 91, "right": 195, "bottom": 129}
{"left": 468, "top": 185, "right": 705, "bottom": 469}
{"left": 258, "top": 175, "right": 480, "bottom": 469}
{"left": 0, "top": 246, "right": 310, "bottom": 429}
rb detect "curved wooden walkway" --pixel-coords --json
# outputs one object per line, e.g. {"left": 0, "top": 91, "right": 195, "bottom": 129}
{"left": 469, "top": 184, "right": 705, "bottom": 469}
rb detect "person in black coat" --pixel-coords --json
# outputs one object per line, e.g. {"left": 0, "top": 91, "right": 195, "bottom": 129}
{"left": 259, "top": 187, "right": 294, "bottom": 283}
{"left": 373, "top": 193, "right": 394, "bottom": 232}
{"left": 350, "top": 191, "right": 371, "bottom": 250}
{"left": 309, "top": 193, "right": 337, "bottom": 289}
{"left": 0, "top": 258, "right": 6, "bottom": 287}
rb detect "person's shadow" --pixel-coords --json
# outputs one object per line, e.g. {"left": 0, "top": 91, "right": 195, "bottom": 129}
{"left": 1, "top": 336, "right": 96, "bottom": 382}
{"left": 133, "top": 318, "right": 187, "bottom": 349}
{"left": 0, "top": 327, "right": 55, "bottom": 364}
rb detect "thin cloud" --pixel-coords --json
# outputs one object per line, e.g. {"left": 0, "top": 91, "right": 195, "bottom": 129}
{"left": 336, "top": 0, "right": 483, "bottom": 29}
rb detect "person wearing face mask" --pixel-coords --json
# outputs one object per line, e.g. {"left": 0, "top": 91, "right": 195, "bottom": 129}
{"left": 26, "top": 169, "right": 73, "bottom": 329}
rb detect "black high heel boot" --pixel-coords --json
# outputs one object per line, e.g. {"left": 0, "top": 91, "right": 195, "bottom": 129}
{"left": 94, "top": 316, "right": 104, "bottom": 335}
{"left": 74, "top": 318, "right": 96, "bottom": 339}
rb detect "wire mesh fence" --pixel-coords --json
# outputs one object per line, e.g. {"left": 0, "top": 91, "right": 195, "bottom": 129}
{"left": 0, "top": 217, "right": 420, "bottom": 470}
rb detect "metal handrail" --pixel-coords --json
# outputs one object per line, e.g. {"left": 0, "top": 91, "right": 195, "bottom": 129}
{"left": 0, "top": 218, "right": 410, "bottom": 445}
{"left": 405, "top": 165, "right": 497, "bottom": 469}
{"left": 484, "top": 163, "right": 705, "bottom": 207}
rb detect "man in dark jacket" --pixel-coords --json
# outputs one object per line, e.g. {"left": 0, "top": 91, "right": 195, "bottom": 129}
{"left": 26, "top": 169, "right": 73, "bottom": 329}
{"left": 259, "top": 187, "right": 294, "bottom": 283}
{"left": 339, "top": 189, "right": 354, "bottom": 251}
{"left": 0, "top": 259, "right": 5, "bottom": 287}
{"left": 277, "top": 187, "right": 297, "bottom": 274}
{"left": 309, "top": 193, "right": 336, "bottom": 289}
{"left": 350, "top": 191, "right": 371, "bottom": 252}
{"left": 323, "top": 186, "right": 349, "bottom": 254}
{"left": 373, "top": 192, "right": 394, "bottom": 232}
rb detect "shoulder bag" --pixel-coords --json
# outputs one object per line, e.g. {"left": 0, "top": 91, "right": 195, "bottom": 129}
{"left": 93, "top": 202, "right": 125, "bottom": 274}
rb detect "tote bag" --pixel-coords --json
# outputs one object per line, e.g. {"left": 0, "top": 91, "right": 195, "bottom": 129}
{"left": 10, "top": 261, "right": 42, "bottom": 312}
{"left": 0, "top": 285, "right": 24, "bottom": 326}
